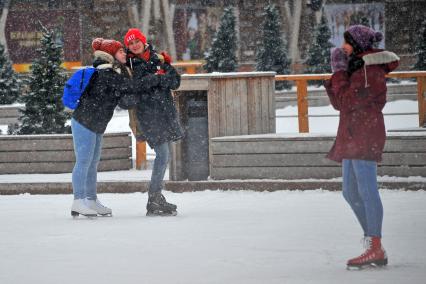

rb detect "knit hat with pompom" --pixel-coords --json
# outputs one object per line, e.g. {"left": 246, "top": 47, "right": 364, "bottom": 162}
{"left": 344, "top": 25, "right": 383, "bottom": 53}
{"left": 91, "top": 38, "right": 123, "bottom": 56}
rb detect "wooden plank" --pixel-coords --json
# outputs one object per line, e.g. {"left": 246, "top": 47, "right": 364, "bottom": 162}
{"left": 0, "top": 159, "right": 131, "bottom": 174}
{"left": 261, "top": 77, "right": 270, "bottom": 133}
{"left": 177, "top": 78, "right": 209, "bottom": 91}
{"left": 254, "top": 78, "right": 263, "bottom": 134}
{"left": 275, "top": 71, "right": 426, "bottom": 81}
{"left": 211, "top": 140, "right": 335, "bottom": 154}
{"left": 181, "top": 72, "right": 276, "bottom": 80}
{"left": 225, "top": 79, "right": 234, "bottom": 135}
{"left": 381, "top": 152, "right": 426, "bottom": 165}
{"left": 220, "top": 78, "right": 228, "bottom": 136}
{"left": 384, "top": 139, "right": 426, "bottom": 152}
{"left": 232, "top": 78, "right": 241, "bottom": 135}
{"left": 0, "top": 133, "right": 131, "bottom": 151}
{"left": 296, "top": 79, "right": 309, "bottom": 133}
{"left": 239, "top": 78, "right": 249, "bottom": 134}
{"left": 211, "top": 166, "right": 342, "bottom": 179}
{"left": 210, "top": 79, "right": 219, "bottom": 137}
{"left": 211, "top": 139, "right": 426, "bottom": 154}
{"left": 377, "top": 166, "right": 426, "bottom": 177}
{"left": 268, "top": 78, "right": 276, "bottom": 132}
{"left": 212, "top": 152, "right": 426, "bottom": 167}
{"left": 212, "top": 153, "right": 335, "bottom": 167}
{"left": 0, "top": 148, "right": 131, "bottom": 163}
{"left": 211, "top": 165, "right": 426, "bottom": 180}
{"left": 417, "top": 76, "right": 426, "bottom": 127}
{"left": 247, "top": 78, "right": 256, "bottom": 134}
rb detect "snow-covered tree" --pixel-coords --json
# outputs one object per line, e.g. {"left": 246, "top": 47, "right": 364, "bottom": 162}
{"left": 304, "top": 13, "right": 333, "bottom": 85}
{"left": 204, "top": 7, "right": 237, "bottom": 72}
{"left": 0, "top": 42, "right": 20, "bottom": 104}
{"left": 17, "top": 25, "right": 70, "bottom": 134}
{"left": 413, "top": 19, "right": 426, "bottom": 71}
{"left": 256, "top": 4, "right": 291, "bottom": 90}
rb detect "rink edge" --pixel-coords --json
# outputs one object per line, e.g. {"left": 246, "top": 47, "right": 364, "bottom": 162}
{"left": 0, "top": 181, "right": 424, "bottom": 195}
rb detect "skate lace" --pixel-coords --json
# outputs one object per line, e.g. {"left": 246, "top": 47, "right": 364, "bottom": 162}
{"left": 95, "top": 199, "right": 108, "bottom": 209}
{"left": 361, "top": 237, "right": 372, "bottom": 250}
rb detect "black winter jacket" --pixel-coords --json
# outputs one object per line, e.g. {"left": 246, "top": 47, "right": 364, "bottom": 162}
{"left": 73, "top": 52, "right": 159, "bottom": 134}
{"left": 120, "top": 46, "right": 184, "bottom": 147}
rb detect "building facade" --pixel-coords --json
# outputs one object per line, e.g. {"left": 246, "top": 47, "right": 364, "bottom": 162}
{"left": 0, "top": 0, "right": 424, "bottom": 71}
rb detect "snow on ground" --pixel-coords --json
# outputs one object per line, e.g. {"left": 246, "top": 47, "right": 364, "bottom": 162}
{"left": 0, "top": 190, "right": 425, "bottom": 284}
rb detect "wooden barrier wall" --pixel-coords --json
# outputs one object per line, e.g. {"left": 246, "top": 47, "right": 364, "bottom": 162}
{"left": 210, "top": 131, "right": 426, "bottom": 179}
{"left": 0, "top": 132, "right": 131, "bottom": 174}
{"left": 170, "top": 72, "right": 276, "bottom": 180}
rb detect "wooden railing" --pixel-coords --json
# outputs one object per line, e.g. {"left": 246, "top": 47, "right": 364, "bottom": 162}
{"left": 276, "top": 71, "right": 426, "bottom": 133}
{"left": 172, "top": 61, "right": 204, "bottom": 74}
{"left": 135, "top": 70, "right": 426, "bottom": 169}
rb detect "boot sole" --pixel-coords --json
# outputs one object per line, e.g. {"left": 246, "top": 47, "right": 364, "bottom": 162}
{"left": 71, "top": 211, "right": 98, "bottom": 218}
{"left": 146, "top": 210, "right": 178, "bottom": 217}
{"left": 347, "top": 258, "right": 388, "bottom": 270}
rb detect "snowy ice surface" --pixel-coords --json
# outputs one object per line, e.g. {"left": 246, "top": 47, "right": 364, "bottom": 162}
{"left": 0, "top": 190, "right": 425, "bottom": 284}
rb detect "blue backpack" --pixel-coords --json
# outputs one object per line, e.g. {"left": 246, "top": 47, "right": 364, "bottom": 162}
{"left": 62, "top": 67, "right": 96, "bottom": 110}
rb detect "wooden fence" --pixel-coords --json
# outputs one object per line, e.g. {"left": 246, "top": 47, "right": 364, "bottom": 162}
{"left": 210, "top": 130, "right": 426, "bottom": 179}
{"left": 0, "top": 132, "right": 131, "bottom": 174}
{"left": 276, "top": 71, "right": 426, "bottom": 132}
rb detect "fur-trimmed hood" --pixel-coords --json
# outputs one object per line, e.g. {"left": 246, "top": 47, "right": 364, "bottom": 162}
{"left": 93, "top": 50, "right": 122, "bottom": 74}
{"left": 359, "top": 50, "right": 399, "bottom": 87}
{"left": 94, "top": 50, "right": 114, "bottom": 64}
{"left": 363, "top": 50, "right": 400, "bottom": 66}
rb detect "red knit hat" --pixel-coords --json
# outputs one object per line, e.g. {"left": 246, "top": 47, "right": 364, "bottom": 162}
{"left": 91, "top": 38, "right": 123, "bottom": 56}
{"left": 124, "top": 28, "right": 147, "bottom": 47}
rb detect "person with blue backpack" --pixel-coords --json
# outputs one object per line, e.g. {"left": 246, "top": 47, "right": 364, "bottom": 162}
{"left": 66, "top": 38, "right": 162, "bottom": 218}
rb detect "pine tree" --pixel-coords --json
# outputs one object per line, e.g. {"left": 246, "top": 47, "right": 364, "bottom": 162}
{"left": 413, "top": 19, "right": 426, "bottom": 71}
{"left": 256, "top": 3, "right": 291, "bottom": 90}
{"left": 204, "top": 7, "right": 237, "bottom": 72}
{"left": 0, "top": 42, "right": 21, "bottom": 104}
{"left": 305, "top": 13, "right": 334, "bottom": 85}
{"left": 17, "top": 25, "right": 70, "bottom": 134}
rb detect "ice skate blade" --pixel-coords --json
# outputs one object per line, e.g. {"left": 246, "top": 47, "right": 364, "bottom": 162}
{"left": 98, "top": 213, "right": 113, "bottom": 217}
{"left": 71, "top": 211, "right": 98, "bottom": 219}
{"left": 146, "top": 210, "right": 178, "bottom": 217}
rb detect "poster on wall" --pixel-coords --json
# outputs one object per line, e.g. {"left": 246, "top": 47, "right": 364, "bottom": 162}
{"left": 324, "top": 3, "right": 385, "bottom": 49}
{"left": 5, "top": 10, "right": 81, "bottom": 72}
{"left": 173, "top": 6, "right": 221, "bottom": 61}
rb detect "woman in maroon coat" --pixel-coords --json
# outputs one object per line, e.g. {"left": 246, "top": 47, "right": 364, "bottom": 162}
{"left": 324, "top": 25, "right": 399, "bottom": 269}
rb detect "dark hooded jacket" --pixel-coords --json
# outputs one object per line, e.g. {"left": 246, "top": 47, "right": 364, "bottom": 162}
{"left": 72, "top": 50, "right": 159, "bottom": 134}
{"left": 120, "top": 45, "right": 184, "bottom": 147}
{"left": 324, "top": 49, "right": 400, "bottom": 162}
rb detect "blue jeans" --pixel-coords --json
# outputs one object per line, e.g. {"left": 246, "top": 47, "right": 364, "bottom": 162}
{"left": 71, "top": 119, "right": 103, "bottom": 200}
{"left": 342, "top": 159, "right": 383, "bottom": 238}
{"left": 149, "top": 142, "right": 169, "bottom": 193}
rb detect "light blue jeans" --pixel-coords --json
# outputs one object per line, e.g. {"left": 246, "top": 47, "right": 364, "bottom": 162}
{"left": 71, "top": 119, "right": 103, "bottom": 200}
{"left": 149, "top": 142, "right": 169, "bottom": 193}
{"left": 342, "top": 159, "right": 383, "bottom": 238}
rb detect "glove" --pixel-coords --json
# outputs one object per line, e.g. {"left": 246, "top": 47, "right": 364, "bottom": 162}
{"left": 160, "top": 51, "right": 172, "bottom": 64}
{"left": 330, "top": 48, "right": 348, "bottom": 73}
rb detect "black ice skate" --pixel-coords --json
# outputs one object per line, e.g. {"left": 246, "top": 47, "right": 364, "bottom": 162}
{"left": 146, "top": 192, "right": 177, "bottom": 216}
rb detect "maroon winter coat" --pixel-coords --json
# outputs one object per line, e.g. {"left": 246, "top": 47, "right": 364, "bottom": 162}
{"left": 324, "top": 50, "right": 399, "bottom": 162}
